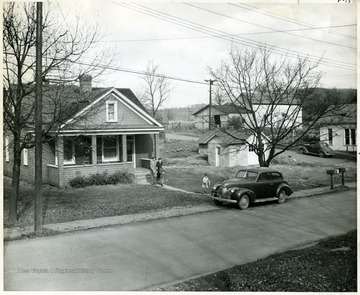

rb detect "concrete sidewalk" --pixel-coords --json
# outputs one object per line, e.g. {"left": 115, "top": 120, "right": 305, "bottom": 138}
{"left": 4, "top": 182, "right": 356, "bottom": 241}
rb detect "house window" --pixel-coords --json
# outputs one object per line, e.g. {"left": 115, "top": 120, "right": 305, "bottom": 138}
{"left": 328, "top": 129, "right": 333, "bottom": 145}
{"left": 351, "top": 129, "right": 356, "bottom": 145}
{"left": 214, "top": 115, "right": 221, "bottom": 127}
{"left": 345, "top": 128, "right": 356, "bottom": 145}
{"left": 63, "top": 136, "right": 92, "bottom": 165}
{"left": 23, "top": 148, "right": 28, "bottom": 166}
{"left": 64, "top": 137, "right": 75, "bottom": 165}
{"left": 103, "top": 136, "right": 118, "bottom": 161}
{"left": 5, "top": 136, "right": 9, "bottom": 162}
{"left": 127, "top": 135, "right": 134, "bottom": 162}
{"left": 97, "top": 135, "right": 123, "bottom": 163}
{"left": 249, "top": 145, "right": 255, "bottom": 152}
{"left": 106, "top": 101, "right": 117, "bottom": 122}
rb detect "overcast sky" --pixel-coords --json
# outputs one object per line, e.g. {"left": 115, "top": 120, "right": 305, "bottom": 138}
{"left": 53, "top": 0, "right": 357, "bottom": 108}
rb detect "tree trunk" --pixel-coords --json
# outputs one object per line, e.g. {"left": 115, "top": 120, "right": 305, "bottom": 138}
{"left": 9, "top": 135, "right": 21, "bottom": 226}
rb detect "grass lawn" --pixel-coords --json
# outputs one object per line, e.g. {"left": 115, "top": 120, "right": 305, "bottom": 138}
{"left": 3, "top": 178, "right": 212, "bottom": 228}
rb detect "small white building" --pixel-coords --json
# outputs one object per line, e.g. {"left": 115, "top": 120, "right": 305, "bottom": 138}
{"left": 198, "top": 129, "right": 270, "bottom": 167}
{"left": 319, "top": 104, "right": 357, "bottom": 152}
{"left": 193, "top": 100, "right": 302, "bottom": 130}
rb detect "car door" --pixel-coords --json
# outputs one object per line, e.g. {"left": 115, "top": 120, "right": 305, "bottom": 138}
{"left": 270, "top": 172, "right": 284, "bottom": 197}
{"left": 308, "top": 142, "right": 317, "bottom": 154}
{"left": 255, "top": 172, "right": 273, "bottom": 199}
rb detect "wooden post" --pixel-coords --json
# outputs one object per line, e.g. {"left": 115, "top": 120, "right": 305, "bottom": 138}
{"left": 34, "top": 2, "right": 43, "bottom": 235}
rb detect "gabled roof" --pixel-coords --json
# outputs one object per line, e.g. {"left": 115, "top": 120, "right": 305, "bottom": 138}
{"left": 59, "top": 87, "right": 163, "bottom": 131}
{"left": 198, "top": 129, "right": 255, "bottom": 145}
{"left": 193, "top": 104, "right": 247, "bottom": 116}
{"left": 8, "top": 82, "right": 163, "bottom": 133}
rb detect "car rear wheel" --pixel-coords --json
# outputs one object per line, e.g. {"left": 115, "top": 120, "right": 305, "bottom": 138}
{"left": 277, "top": 189, "right": 287, "bottom": 204}
{"left": 238, "top": 195, "right": 250, "bottom": 210}
{"left": 318, "top": 151, "right": 325, "bottom": 158}
{"left": 299, "top": 148, "right": 305, "bottom": 154}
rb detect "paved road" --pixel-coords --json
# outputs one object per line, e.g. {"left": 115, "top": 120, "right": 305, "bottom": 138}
{"left": 4, "top": 190, "right": 356, "bottom": 291}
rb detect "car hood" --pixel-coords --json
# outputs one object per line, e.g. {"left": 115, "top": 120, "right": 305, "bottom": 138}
{"left": 222, "top": 178, "right": 250, "bottom": 187}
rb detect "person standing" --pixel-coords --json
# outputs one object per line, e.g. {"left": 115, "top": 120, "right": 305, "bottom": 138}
{"left": 156, "top": 158, "right": 164, "bottom": 187}
{"left": 149, "top": 157, "right": 157, "bottom": 185}
{"left": 202, "top": 173, "right": 211, "bottom": 194}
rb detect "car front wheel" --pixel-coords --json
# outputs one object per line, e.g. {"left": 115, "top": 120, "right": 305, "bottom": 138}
{"left": 214, "top": 199, "right": 222, "bottom": 206}
{"left": 299, "top": 148, "right": 305, "bottom": 154}
{"left": 277, "top": 189, "right": 287, "bottom": 204}
{"left": 238, "top": 194, "right": 250, "bottom": 210}
{"left": 318, "top": 151, "right": 325, "bottom": 158}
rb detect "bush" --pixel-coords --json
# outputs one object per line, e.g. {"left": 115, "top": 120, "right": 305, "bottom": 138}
{"left": 69, "top": 171, "right": 134, "bottom": 188}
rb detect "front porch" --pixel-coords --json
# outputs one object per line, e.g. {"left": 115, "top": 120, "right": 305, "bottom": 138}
{"left": 47, "top": 133, "right": 160, "bottom": 188}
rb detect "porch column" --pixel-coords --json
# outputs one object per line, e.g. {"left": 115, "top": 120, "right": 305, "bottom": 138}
{"left": 57, "top": 136, "right": 64, "bottom": 188}
{"left": 154, "top": 133, "right": 160, "bottom": 159}
{"left": 122, "top": 135, "right": 127, "bottom": 163}
{"left": 91, "top": 135, "right": 97, "bottom": 165}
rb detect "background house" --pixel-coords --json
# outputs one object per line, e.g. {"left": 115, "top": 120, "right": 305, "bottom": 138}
{"left": 193, "top": 100, "right": 302, "bottom": 130}
{"left": 193, "top": 105, "right": 246, "bottom": 129}
{"left": 319, "top": 103, "right": 357, "bottom": 152}
{"left": 3, "top": 75, "right": 164, "bottom": 188}
{"left": 198, "top": 129, "right": 270, "bottom": 167}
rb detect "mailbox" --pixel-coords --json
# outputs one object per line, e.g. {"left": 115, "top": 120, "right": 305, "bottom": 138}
{"left": 326, "top": 167, "right": 347, "bottom": 189}
{"left": 326, "top": 169, "right": 339, "bottom": 175}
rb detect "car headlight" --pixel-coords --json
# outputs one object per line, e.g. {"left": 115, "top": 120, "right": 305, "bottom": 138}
{"left": 213, "top": 184, "right": 220, "bottom": 190}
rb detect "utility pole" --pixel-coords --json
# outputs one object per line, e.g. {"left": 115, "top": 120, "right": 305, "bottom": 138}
{"left": 205, "top": 79, "right": 217, "bottom": 130}
{"left": 34, "top": 2, "right": 43, "bottom": 235}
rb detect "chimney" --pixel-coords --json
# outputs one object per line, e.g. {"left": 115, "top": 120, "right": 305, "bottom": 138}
{"left": 79, "top": 74, "right": 92, "bottom": 93}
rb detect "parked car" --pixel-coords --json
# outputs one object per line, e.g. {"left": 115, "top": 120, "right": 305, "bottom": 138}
{"left": 211, "top": 167, "right": 293, "bottom": 210}
{"left": 298, "top": 141, "right": 335, "bottom": 158}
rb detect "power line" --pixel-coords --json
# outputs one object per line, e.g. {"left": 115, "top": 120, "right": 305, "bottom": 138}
{"left": 185, "top": 3, "right": 356, "bottom": 50}
{"left": 71, "top": 59, "right": 209, "bottom": 86}
{"left": 114, "top": 2, "right": 355, "bottom": 71}
{"left": 231, "top": 3, "right": 356, "bottom": 40}
{"left": 93, "top": 23, "right": 356, "bottom": 43}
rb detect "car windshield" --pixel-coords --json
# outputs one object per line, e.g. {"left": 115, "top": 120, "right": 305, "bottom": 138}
{"left": 236, "top": 170, "right": 258, "bottom": 181}
{"left": 320, "top": 142, "right": 329, "bottom": 147}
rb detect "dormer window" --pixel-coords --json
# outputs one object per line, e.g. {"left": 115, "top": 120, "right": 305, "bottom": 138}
{"left": 106, "top": 101, "right": 117, "bottom": 122}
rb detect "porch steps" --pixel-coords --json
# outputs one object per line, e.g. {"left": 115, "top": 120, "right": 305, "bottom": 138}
{"left": 133, "top": 169, "right": 151, "bottom": 185}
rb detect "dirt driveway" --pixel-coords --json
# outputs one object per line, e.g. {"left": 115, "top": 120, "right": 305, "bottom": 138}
{"left": 276, "top": 149, "right": 356, "bottom": 168}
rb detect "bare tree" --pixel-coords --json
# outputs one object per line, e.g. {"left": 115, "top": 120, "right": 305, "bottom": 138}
{"left": 140, "top": 61, "right": 171, "bottom": 119}
{"left": 213, "top": 87, "right": 227, "bottom": 106}
{"left": 209, "top": 46, "right": 351, "bottom": 167}
{"left": 3, "top": 2, "right": 117, "bottom": 225}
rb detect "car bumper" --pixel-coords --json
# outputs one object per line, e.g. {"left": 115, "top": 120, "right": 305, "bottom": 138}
{"left": 211, "top": 193, "right": 237, "bottom": 204}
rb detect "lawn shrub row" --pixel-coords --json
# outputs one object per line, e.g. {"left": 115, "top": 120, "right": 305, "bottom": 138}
{"left": 69, "top": 171, "right": 134, "bottom": 188}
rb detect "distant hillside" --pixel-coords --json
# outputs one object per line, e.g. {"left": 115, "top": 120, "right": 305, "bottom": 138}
{"left": 158, "top": 104, "right": 205, "bottom": 122}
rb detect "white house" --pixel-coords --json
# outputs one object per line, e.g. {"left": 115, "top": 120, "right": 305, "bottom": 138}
{"left": 319, "top": 104, "right": 357, "bottom": 152}
{"left": 193, "top": 99, "right": 302, "bottom": 130}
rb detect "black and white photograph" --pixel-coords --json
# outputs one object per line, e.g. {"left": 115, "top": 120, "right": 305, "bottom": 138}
{"left": 3, "top": 0, "right": 357, "bottom": 292}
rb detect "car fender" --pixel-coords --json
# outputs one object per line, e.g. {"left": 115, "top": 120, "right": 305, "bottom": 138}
{"left": 299, "top": 146, "right": 308, "bottom": 154}
{"left": 322, "top": 147, "right": 335, "bottom": 155}
{"left": 232, "top": 188, "right": 256, "bottom": 203}
{"left": 276, "top": 183, "right": 293, "bottom": 196}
